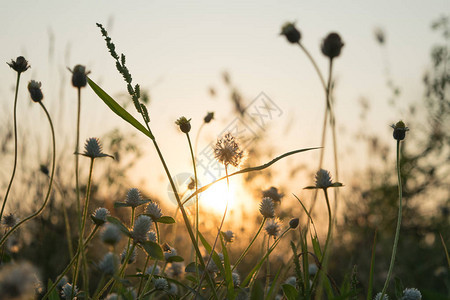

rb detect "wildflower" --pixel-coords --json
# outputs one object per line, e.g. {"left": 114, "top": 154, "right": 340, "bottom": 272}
{"left": 148, "top": 231, "right": 157, "bottom": 242}
{"left": 232, "top": 272, "right": 241, "bottom": 287}
{"left": 101, "top": 223, "right": 122, "bottom": 246}
{"left": 373, "top": 292, "right": 389, "bottom": 300}
{"left": 56, "top": 275, "right": 68, "bottom": 291}
{"left": 391, "top": 120, "right": 409, "bottom": 141}
{"left": 125, "top": 188, "right": 147, "bottom": 208}
{"left": 402, "top": 288, "right": 422, "bottom": 300}
{"left": 7, "top": 56, "right": 30, "bottom": 73}
{"left": 131, "top": 215, "right": 152, "bottom": 243}
{"left": 2, "top": 213, "right": 18, "bottom": 229}
{"left": 27, "top": 80, "right": 43, "bottom": 103}
{"left": 304, "top": 169, "right": 343, "bottom": 190}
{"left": 175, "top": 116, "right": 191, "bottom": 133}
{"left": 285, "top": 276, "right": 297, "bottom": 287}
{"left": 164, "top": 246, "right": 178, "bottom": 262}
{"left": 40, "top": 164, "right": 49, "bottom": 176}
{"left": 321, "top": 32, "right": 344, "bottom": 59}
{"left": 146, "top": 202, "right": 163, "bottom": 221}
{"left": 214, "top": 132, "right": 244, "bottom": 167}
{"left": 145, "top": 265, "right": 161, "bottom": 275}
{"left": 222, "top": 230, "right": 235, "bottom": 243}
{"left": 280, "top": 22, "right": 301, "bottom": 44}
{"left": 187, "top": 177, "right": 195, "bottom": 190}
{"left": 91, "top": 207, "right": 110, "bottom": 226}
{"left": 308, "top": 264, "right": 318, "bottom": 276}
{"left": 265, "top": 219, "right": 280, "bottom": 239}
{"left": 259, "top": 197, "right": 275, "bottom": 219}
{"left": 0, "top": 262, "right": 40, "bottom": 299}
{"left": 167, "top": 262, "right": 185, "bottom": 278}
{"left": 98, "top": 252, "right": 118, "bottom": 275}
{"left": 81, "top": 137, "right": 113, "bottom": 159}
{"left": 204, "top": 112, "right": 214, "bottom": 123}
{"left": 69, "top": 64, "right": 89, "bottom": 88}
{"left": 289, "top": 218, "right": 299, "bottom": 229}
{"left": 154, "top": 277, "right": 168, "bottom": 291}
{"left": 121, "top": 246, "right": 137, "bottom": 264}
{"left": 61, "top": 283, "right": 79, "bottom": 299}
{"left": 262, "top": 186, "right": 284, "bottom": 203}
{"left": 168, "top": 282, "right": 178, "bottom": 295}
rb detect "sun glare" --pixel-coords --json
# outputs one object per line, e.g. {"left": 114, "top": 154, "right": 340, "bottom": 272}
{"left": 200, "top": 180, "right": 237, "bottom": 214}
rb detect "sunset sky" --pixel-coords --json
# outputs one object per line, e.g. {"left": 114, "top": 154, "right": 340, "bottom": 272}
{"left": 1, "top": 1, "right": 448, "bottom": 212}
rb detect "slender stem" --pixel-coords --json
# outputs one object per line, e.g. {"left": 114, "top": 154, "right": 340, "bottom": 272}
{"left": 232, "top": 218, "right": 266, "bottom": 272}
{"left": 0, "top": 102, "right": 56, "bottom": 247}
{"left": 297, "top": 42, "right": 327, "bottom": 90}
{"left": 72, "top": 158, "right": 95, "bottom": 296}
{"left": 264, "top": 236, "right": 270, "bottom": 298}
{"left": 138, "top": 222, "right": 160, "bottom": 299}
{"left": 42, "top": 226, "right": 99, "bottom": 300}
{"left": 380, "top": 140, "right": 403, "bottom": 297}
{"left": 196, "top": 166, "right": 230, "bottom": 295}
{"left": 75, "top": 87, "right": 82, "bottom": 227}
{"left": 186, "top": 132, "right": 200, "bottom": 280}
{"left": 1, "top": 73, "right": 21, "bottom": 221}
{"left": 321, "top": 188, "right": 333, "bottom": 262}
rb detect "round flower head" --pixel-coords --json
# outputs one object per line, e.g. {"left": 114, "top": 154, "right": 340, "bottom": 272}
{"left": 56, "top": 275, "right": 68, "bottom": 291}
{"left": 146, "top": 264, "right": 161, "bottom": 275}
{"left": 259, "top": 197, "right": 275, "bottom": 219}
{"left": 0, "top": 262, "right": 40, "bottom": 300}
{"left": 98, "top": 252, "right": 118, "bottom": 275}
{"left": 82, "top": 137, "right": 113, "bottom": 159}
{"left": 61, "top": 283, "right": 79, "bottom": 299}
{"left": 131, "top": 215, "right": 152, "bottom": 243}
{"left": 164, "top": 246, "right": 178, "bottom": 261}
{"left": 154, "top": 277, "right": 168, "bottom": 291}
{"left": 402, "top": 288, "right": 422, "bottom": 300}
{"left": 121, "top": 246, "right": 137, "bottom": 264}
{"left": 168, "top": 283, "right": 178, "bottom": 295}
{"left": 175, "top": 116, "right": 191, "bottom": 133}
{"left": 373, "top": 292, "right": 389, "bottom": 300}
{"left": 304, "top": 169, "right": 343, "bottom": 190}
{"left": 222, "top": 230, "right": 235, "bottom": 243}
{"left": 280, "top": 22, "right": 301, "bottom": 44}
{"left": 262, "top": 186, "right": 284, "bottom": 203}
{"left": 2, "top": 213, "right": 18, "bottom": 229}
{"left": 391, "top": 120, "right": 409, "bottom": 141}
{"left": 308, "top": 264, "right": 318, "bottom": 276}
{"left": 7, "top": 56, "right": 30, "bottom": 73}
{"left": 148, "top": 231, "right": 157, "bottom": 242}
{"left": 214, "top": 132, "right": 244, "bottom": 167}
{"left": 321, "top": 32, "right": 344, "bottom": 59}
{"left": 28, "top": 80, "right": 43, "bottom": 102}
{"left": 167, "top": 262, "right": 185, "bottom": 278}
{"left": 289, "top": 218, "right": 299, "bottom": 229}
{"left": 101, "top": 223, "right": 122, "bottom": 246}
{"left": 70, "top": 64, "right": 89, "bottom": 88}
{"left": 232, "top": 272, "right": 241, "bottom": 287}
{"left": 146, "top": 202, "right": 163, "bottom": 221}
{"left": 265, "top": 219, "right": 280, "bottom": 239}
{"left": 204, "top": 112, "right": 214, "bottom": 123}
{"left": 285, "top": 276, "right": 297, "bottom": 287}
{"left": 91, "top": 207, "right": 110, "bottom": 226}
{"left": 126, "top": 188, "right": 146, "bottom": 208}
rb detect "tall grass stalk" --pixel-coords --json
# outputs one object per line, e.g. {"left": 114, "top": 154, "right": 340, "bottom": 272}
{"left": 1, "top": 73, "right": 22, "bottom": 222}
{"left": 75, "top": 87, "right": 82, "bottom": 226}
{"left": 0, "top": 101, "right": 56, "bottom": 247}
{"left": 380, "top": 139, "right": 403, "bottom": 298}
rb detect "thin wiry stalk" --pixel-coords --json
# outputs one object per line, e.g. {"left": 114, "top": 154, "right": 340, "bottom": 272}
{"left": 380, "top": 140, "right": 403, "bottom": 298}
{"left": 186, "top": 132, "right": 200, "bottom": 280}
{"left": 75, "top": 87, "right": 82, "bottom": 227}
{"left": 264, "top": 235, "right": 271, "bottom": 298}
{"left": 0, "top": 101, "right": 56, "bottom": 247}
{"left": 42, "top": 225, "right": 100, "bottom": 300}
{"left": 232, "top": 218, "right": 266, "bottom": 271}
{"left": 138, "top": 221, "right": 160, "bottom": 298}
{"left": 1, "top": 72, "right": 22, "bottom": 221}
{"left": 72, "top": 157, "right": 95, "bottom": 298}
{"left": 196, "top": 166, "right": 231, "bottom": 296}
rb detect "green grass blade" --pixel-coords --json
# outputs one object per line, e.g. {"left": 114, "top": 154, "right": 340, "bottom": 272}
{"left": 267, "top": 266, "right": 282, "bottom": 299}
{"left": 281, "top": 284, "right": 299, "bottom": 300}
{"left": 439, "top": 232, "right": 450, "bottom": 268}
{"left": 366, "top": 230, "right": 377, "bottom": 300}
{"left": 87, "top": 77, "right": 154, "bottom": 139}
{"left": 220, "top": 234, "right": 236, "bottom": 300}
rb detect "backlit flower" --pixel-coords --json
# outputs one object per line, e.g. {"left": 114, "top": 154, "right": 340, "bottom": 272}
{"left": 214, "top": 132, "right": 244, "bottom": 167}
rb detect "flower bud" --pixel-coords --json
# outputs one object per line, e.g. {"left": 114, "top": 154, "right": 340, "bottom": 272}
{"left": 280, "top": 22, "right": 301, "bottom": 44}
{"left": 7, "top": 56, "right": 30, "bottom": 73}
{"left": 391, "top": 120, "right": 409, "bottom": 141}
{"left": 71, "top": 64, "right": 88, "bottom": 88}
{"left": 259, "top": 197, "right": 275, "bottom": 219}
{"left": 91, "top": 207, "right": 110, "bottom": 226}
{"left": 289, "top": 218, "right": 299, "bottom": 229}
{"left": 154, "top": 278, "right": 168, "bottom": 291}
{"left": 175, "top": 116, "right": 191, "bottom": 133}
{"left": 402, "top": 288, "right": 422, "bottom": 300}
{"left": 27, "top": 80, "right": 43, "bottom": 103}
{"left": 204, "top": 112, "right": 214, "bottom": 123}
{"left": 321, "top": 33, "right": 344, "bottom": 59}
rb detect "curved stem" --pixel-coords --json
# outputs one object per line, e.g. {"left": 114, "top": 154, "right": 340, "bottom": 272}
{"left": 1, "top": 73, "right": 22, "bottom": 221}
{"left": 0, "top": 102, "right": 56, "bottom": 247}
{"left": 297, "top": 42, "right": 327, "bottom": 91}
{"left": 380, "top": 140, "right": 403, "bottom": 297}
{"left": 42, "top": 226, "right": 99, "bottom": 300}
